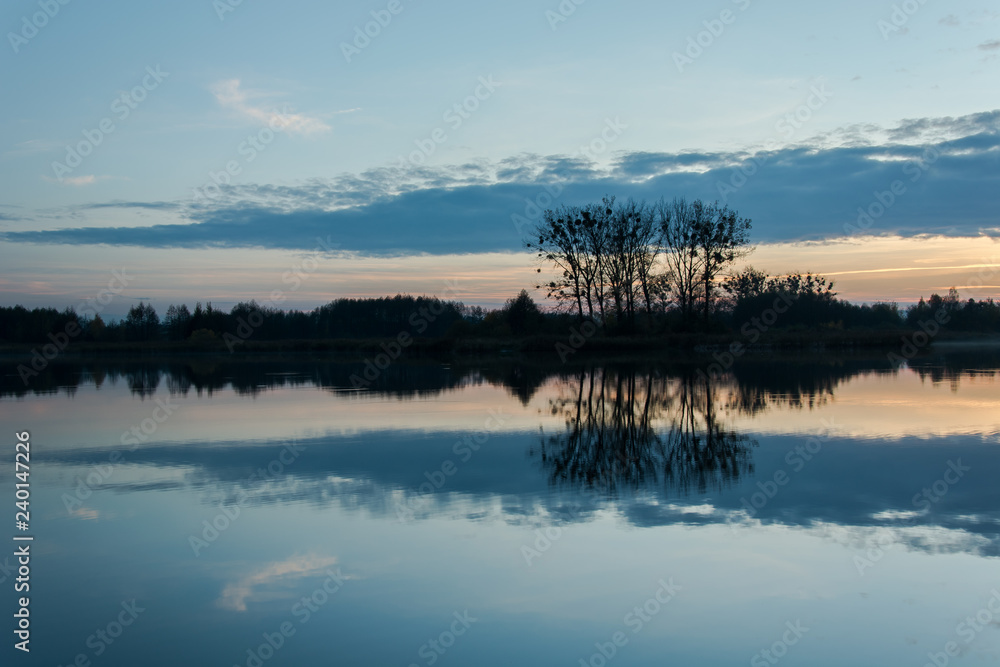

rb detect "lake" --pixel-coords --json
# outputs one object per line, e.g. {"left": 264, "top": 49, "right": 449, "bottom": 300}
{"left": 2, "top": 348, "right": 999, "bottom": 666}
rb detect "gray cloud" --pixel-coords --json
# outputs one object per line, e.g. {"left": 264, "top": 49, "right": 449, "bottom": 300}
{"left": 4, "top": 110, "right": 999, "bottom": 254}
{"left": 79, "top": 201, "right": 184, "bottom": 211}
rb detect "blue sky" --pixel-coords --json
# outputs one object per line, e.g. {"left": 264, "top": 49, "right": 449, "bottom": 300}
{"left": 1, "top": 0, "right": 998, "bottom": 313}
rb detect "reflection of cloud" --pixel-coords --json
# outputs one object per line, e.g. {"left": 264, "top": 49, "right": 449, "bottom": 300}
{"left": 871, "top": 509, "right": 922, "bottom": 521}
{"left": 68, "top": 507, "right": 100, "bottom": 521}
{"left": 809, "top": 521, "right": 994, "bottom": 557}
{"left": 35, "top": 415, "right": 1000, "bottom": 561}
{"left": 218, "top": 553, "right": 339, "bottom": 612}
{"left": 211, "top": 79, "right": 329, "bottom": 135}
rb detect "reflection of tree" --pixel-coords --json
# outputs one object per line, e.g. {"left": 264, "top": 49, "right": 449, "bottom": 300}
{"left": 906, "top": 349, "right": 1000, "bottom": 390}
{"left": 533, "top": 367, "right": 756, "bottom": 495}
{"left": 125, "top": 367, "right": 161, "bottom": 398}
{"left": 0, "top": 358, "right": 474, "bottom": 399}
{"left": 3, "top": 351, "right": 996, "bottom": 405}
{"left": 725, "top": 358, "right": 889, "bottom": 415}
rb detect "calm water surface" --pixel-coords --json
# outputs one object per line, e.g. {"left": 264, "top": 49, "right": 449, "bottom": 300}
{"left": 1, "top": 351, "right": 999, "bottom": 666}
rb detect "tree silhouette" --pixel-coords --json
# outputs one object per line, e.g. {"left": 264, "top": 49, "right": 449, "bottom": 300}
{"left": 124, "top": 302, "right": 160, "bottom": 341}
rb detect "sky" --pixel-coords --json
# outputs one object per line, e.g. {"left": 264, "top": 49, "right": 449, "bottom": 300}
{"left": 1, "top": 0, "right": 998, "bottom": 316}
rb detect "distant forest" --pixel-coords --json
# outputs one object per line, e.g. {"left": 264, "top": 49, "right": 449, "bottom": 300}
{"left": 2, "top": 196, "right": 998, "bottom": 346}
{"left": 2, "top": 284, "right": 997, "bottom": 348}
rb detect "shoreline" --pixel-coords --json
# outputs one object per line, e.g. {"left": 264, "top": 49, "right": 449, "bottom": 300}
{"left": 2, "top": 330, "right": 998, "bottom": 361}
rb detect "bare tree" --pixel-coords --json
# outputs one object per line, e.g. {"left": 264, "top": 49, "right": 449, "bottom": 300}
{"left": 577, "top": 202, "right": 611, "bottom": 322}
{"left": 530, "top": 196, "right": 654, "bottom": 328}
{"left": 655, "top": 197, "right": 704, "bottom": 320}
{"left": 526, "top": 206, "right": 590, "bottom": 319}
{"left": 692, "top": 201, "right": 753, "bottom": 320}
{"left": 530, "top": 195, "right": 751, "bottom": 329}
{"left": 605, "top": 198, "right": 659, "bottom": 328}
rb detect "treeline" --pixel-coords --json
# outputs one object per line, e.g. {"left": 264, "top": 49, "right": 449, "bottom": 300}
{"left": 724, "top": 273, "right": 998, "bottom": 332}
{"left": 2, "top": 284, "right": 998, "bottom": 350}
{"left": 722, "top": 268, "right": 898, "bottom": 331}
{"left": 0, "top": 293, "right": 558, "bottom": 346}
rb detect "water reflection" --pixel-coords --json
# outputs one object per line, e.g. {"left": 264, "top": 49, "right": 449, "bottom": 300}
{"left": 4, "top": 349, "right": 1000, "bottom": 666}
{"left": 5, "top": 347, "right": 999, "bottom": 401}
{"left": 13, "top": 351, "right": 998, "bottom": 549}
{"left": 535, "top": 368, "right": 756, "bottom": 495}
{"left": 0, "top": 356, "right": 469, "bottom": 399}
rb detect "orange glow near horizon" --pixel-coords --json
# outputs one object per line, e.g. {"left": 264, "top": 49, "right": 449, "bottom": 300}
{"left": 2, "top": 234, "right": 998, "bottom": 313}
{"left": 739, "top": 235, "right": 1000, "bottom": 304}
